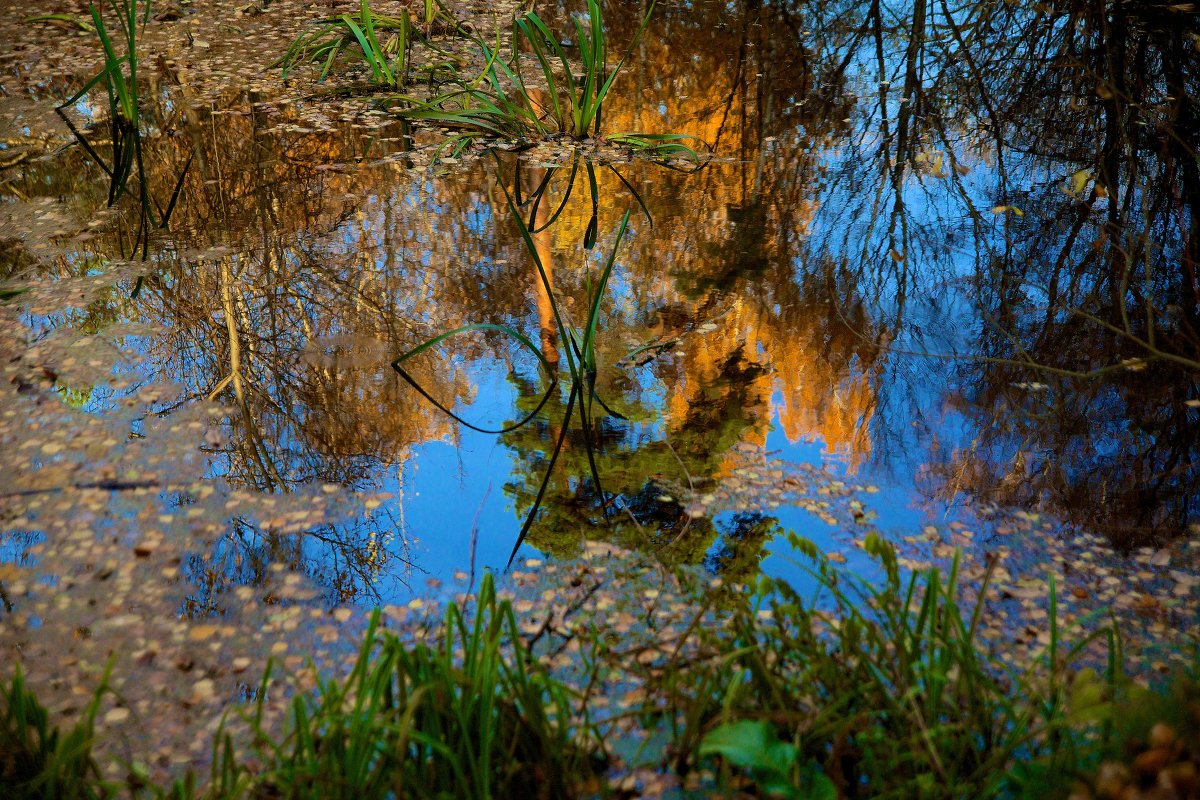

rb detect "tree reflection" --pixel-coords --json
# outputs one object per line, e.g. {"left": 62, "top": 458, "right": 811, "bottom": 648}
{"left": 5, "top": 0, "right": 1198, "bottom": 601}
{"left": 903, "top": 0, "right": 1200, "bottom": 543}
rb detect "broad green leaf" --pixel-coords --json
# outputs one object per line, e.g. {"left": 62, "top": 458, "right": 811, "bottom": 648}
{"left": 699, "top": 719, "right": 797, "bottom": 776}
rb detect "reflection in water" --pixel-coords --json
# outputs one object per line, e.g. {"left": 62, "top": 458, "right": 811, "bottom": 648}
{"left": 575, "top": 0, "right": 1200, "bottom": 546}
{"left": 2, "top": 0, "right": 1198, "bottom": 599}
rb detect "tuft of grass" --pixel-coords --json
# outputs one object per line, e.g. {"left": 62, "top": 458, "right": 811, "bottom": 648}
{"left": 278, "top": 0, "right": 468, "bottom": 89}
{"left": 51, "top": 0, "right": 190, "bottom": 266}
{"left": 3, "top": 575, "right": 602, "bottom": 799}
{"left": 666, "top": 534, "right": 1124, "bottom": 798}
{"left": 398, "top": 0, "right": 704, "bottom": 163}
{"left": 3, "top": 544, "right": 1197, "bottom": 800}
{"left": 205, "top": 571, "right": 603, "bottom": 798}
{"left": 0, "top": 661, "right": 112, "bottom": 800}
{"left": 279, "top": 0, "right": 414, "bottom": 88}
{"left": 510, "top": 0, "right": 640, "bottom": 138}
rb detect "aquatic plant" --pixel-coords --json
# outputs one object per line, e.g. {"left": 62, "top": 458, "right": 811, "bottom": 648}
{"left": 50, "top": 0, "right": 190, "bottom": 264}
{"left": 392, "top": 195, "right": 632, "bottom": 566}
{"left": 279, "top": 0, "right": 413, "bottom": 88}
{"left": 399, "top": 0, "right": 704, "bottom": 162}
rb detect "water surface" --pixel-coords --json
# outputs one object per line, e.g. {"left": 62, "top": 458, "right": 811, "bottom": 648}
{"left": 3, "top": 0, "right": 1198, "bottom": 607}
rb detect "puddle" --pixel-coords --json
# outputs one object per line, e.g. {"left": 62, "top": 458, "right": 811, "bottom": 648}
{"left": 1, "top": 0, "right": 1198, "bottom": 706}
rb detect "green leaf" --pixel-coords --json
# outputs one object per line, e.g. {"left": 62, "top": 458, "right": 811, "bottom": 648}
{"left": 699, "top": 719, "right": 797, "bottom": 777}
{"left": 700, "top": 720, "right": 837, "bottom": 800}
{"left": 800, "top": 765, "right": 838, "bottom": 800}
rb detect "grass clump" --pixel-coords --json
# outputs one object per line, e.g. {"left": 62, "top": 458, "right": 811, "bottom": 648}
{"left": 0, "top": 663, "right": 111, "bottom": 800}
{"left": 2, "top": 574, "right": 602, "bottom": 799}
{"left": 39, "top": 0, "right": 189, "bottom": 265}
{"left": 217, "top": 572, "right": 602, "bottom": 799}
{"left": 275, "top": 0, "right": 703, "bottom": 161}
{"left": 399, "top": 0, "right": 703, "bottom": 162}
{"left": 280, "top": 0, "right": 414, "bottom": 89}
{"left": 658, "top": 534, "right": 1128, "bottom": 798}
{"left": 3, "top": 540, "right": 1198, "bottom": 799}
{"left": 278, "top": 0, "right": 468, "bottom": 90}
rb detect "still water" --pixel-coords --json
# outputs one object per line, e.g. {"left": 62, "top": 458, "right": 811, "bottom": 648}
{"left": 3, "top": 0, "right": 1198, "bottom": 605}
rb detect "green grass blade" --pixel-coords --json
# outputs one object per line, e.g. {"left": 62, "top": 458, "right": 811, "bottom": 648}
{"left": 513, "top": 16, "right": 564, "bottom": 131}
{"left": 340, "top": 14, "right": 385, "bottom": 83}
{"left": 24, "top": 13, "right": 95, "bottom": 32}
{"left": 89, "top": 6, "right": 133, "bottom": 120}
{"left": 319, "top": 38, "right": 344, "bottom": 81}
{"left": 359, "top": 0, "right": 395, "bottom": 85}
{"left": 392, "top": 12, "right": 409, "bottom": 86}
{"left": 400, "top": 109, "right": 513, "bottom": 138}
{"left": 581, "top": 209, "right": 631, "bottom": 367}
{"left": 586, "top": 0, "right": 604, "bottom": 131}
{"left": 587, "top": 0, "right": 656, "bottom": 132}
{"left": 523, "top": 12, "right": 578, "bottom": 131}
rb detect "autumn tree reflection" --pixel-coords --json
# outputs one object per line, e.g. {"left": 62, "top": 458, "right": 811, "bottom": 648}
{"left": 7, "top": 0, "right": 1196, "bottom": 595}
